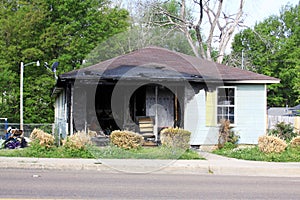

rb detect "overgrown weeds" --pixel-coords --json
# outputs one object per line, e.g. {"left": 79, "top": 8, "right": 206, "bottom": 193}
{"left": 213, "top": 144, "right": 300, "bottom": 162}
{"left": 89, "top": 145, "right": 203, "bottom": 160}
{"left": 0, "top": 144, "right": 202, "bottom": 160}
{"left": 218, "top": 119, "right": 239, "bottom": 149}
{"left": 268, "top": 122, "right": 297, "bottom": 142}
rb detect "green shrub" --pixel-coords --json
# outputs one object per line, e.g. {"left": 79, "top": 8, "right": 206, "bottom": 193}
{"left": 258, "top": 135, "right": 287, "bottom": 153}
{"left": 30, "top": 128, "right": 55, "bottom": 148}
{"left": 25, "top": 140, "right": 59, "bottom": 157}
{"left": 222, "top": 142, "right": 237, "bottom": 150}
{"left": 160, "top": 127, "right": 191, "bottom": 150}
{"left": 110, "top": 130, "right": 144, "bottom": 150}
{"left": 213, "top": 145, "right": 300, "bottom": 162}
{"left": 268, "top": 122, "right": 297, "bottom": 142}
{"left": 63, "top": 131, "right": 92, "bottom": 150}
{"left": 62, "top": 146, "right": 94, "bottom": 158}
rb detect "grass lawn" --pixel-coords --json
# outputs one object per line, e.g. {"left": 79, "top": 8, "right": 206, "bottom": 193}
{"left": 213, "top": 145, "right": 300, "bottom": 162}
{"left": 89, "top": 145, "right": 204, "bottom": 160}
{"left": 0, "top": 144, "right": 204, "bottom": 160}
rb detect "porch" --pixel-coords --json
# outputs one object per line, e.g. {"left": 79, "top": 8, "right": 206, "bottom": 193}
{"left": 72, "top": 82, "right": 185, "bottom": 142}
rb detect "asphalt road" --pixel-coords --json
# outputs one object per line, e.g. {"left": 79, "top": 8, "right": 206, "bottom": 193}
{"left": 1, "top": 169, "right": 300, "bottom": 199}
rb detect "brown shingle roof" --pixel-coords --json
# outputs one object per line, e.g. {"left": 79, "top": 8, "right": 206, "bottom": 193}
{"left": 60, "top": 46, "right": 280, "bottom": 83}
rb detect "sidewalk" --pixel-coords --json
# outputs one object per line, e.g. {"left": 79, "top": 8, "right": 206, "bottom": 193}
{"left": 0, "top": 151, "right": 300, "bottom": 177}
{"left": 198, "top": 151, "right": 300, "bottom": 177}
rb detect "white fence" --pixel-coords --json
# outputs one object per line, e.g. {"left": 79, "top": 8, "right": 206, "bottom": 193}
{"left": 268, "top": 115, "right": 300, "bottom": 133}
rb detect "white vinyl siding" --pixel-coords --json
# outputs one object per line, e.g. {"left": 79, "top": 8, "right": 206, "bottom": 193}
{"left": 185, "top": 84, "right": 267, "bottom": 145}
{"left": 234, "top": 84, "right": 267, "bottom": 144}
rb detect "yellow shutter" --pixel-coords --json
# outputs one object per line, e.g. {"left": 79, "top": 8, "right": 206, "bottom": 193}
{"left": 295, "top": 117, "right": 300, "bottom": 133}
{"left": 206, "top": 90, "right": 217, "bottom": 126}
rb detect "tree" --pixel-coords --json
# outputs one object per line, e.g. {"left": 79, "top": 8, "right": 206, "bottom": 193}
{"left": 83, "top": 26, "right": 194, "bottom": 65}
{"left": 0, "top": 0, "right": 130, "bottom": 123}
{"left": 0, "top": 63, "right": 19, "bottom": 122}
{"left": 138, "top": 0, "right": 246, "bottom": 63}
{"left": 231, "top": 3, "right": 300, "bottom": 106}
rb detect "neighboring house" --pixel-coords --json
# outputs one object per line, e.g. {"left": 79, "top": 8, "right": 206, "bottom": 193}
{"left": 267, "top": 107, "right": 293, "bottom": 116}
{"left": 53, "top": 46, "right": 279, "bottom": 145}
{"left": 267, "top": 105, "right": 300, "bottom": 132}
{"left": 290, "top": 104, "right": 300, "bottom": 116}
{"left": 268, "top": 104, "right": 300, "bottom": 117}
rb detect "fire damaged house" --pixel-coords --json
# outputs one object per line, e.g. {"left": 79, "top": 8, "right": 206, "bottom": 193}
{"left": 53, "top": 46, "right": 279, "bottom": 145}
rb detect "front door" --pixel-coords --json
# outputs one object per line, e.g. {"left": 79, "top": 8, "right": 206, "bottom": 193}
{"left": 146, "top": 86, "right": 174, "bottom": 128}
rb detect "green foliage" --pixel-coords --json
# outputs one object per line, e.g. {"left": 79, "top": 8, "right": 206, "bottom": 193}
{"left": 0, "top": 140, "right": 94, "bottom": 158}
{"left": 0, "top": 0, "right": 130, "bottom": 123}
{"left": 160, "top": 127, "right": 191, "bottom": 150}
{"left": 221, "top": 142, "right": 238, "bottom": 150}
{"left": 110, "top": 130, "right": 144, "bottom": 150}
{"left": 0, "top": 64, "right": 19, "bottom": 121}
{"left": 268, "top": 122, "right": 297, "bottom": 142}
{"left": 25, "top": 140, "right": 58, "bottom": 158}
{"left": 231, "top": 3, "right": 300, "bottom": 106}
{"left": 178, "top": 149, "right": 203, "bottom": 160}
{"left": 214, "top": 145, "right": 300, "bottom": 162}
{"left": 0, "top": 143, "right": 203, "bottom": 160}
{"left": 61, "top": 145, "right": 94, "bottom": 158}
{"left": 89, "top": 145, "right": 203, "bottom": 160}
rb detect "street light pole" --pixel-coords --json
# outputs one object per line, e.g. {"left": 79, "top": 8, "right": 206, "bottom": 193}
{"left": 20, "top": 61, "right": 40, "bottom": 130}
{"left": 20, "top": 62, "right": 24, "bottom": 130}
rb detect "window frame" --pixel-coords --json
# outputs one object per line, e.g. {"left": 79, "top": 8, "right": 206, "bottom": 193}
{"left": 216, "top": 86, "right": 236, "bottom": 125}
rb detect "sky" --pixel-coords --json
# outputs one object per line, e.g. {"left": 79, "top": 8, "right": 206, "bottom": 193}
{"left": 242, "top": 0, "right": 299, "bottom": 27}
{"left": 118, "top": 0, "right": 299, "bottom": 51}
{"left": 223, "top": 0, "right": 299, "bottom": 51}
{"left": 119, "top": 0, "right": 299, "bottom": 28}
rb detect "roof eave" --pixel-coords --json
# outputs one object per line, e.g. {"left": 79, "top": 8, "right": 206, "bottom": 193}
{"left": 224, "top": 80, "right": 280, "bottom": 84}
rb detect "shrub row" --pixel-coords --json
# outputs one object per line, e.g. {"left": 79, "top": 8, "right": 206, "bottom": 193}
{"left": 30, "top": 129, "right": 92, "bottom": 151}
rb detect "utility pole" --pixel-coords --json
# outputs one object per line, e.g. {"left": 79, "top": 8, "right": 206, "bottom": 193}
{"left": 20, "top": 61, "right": 40, "bottom": 130}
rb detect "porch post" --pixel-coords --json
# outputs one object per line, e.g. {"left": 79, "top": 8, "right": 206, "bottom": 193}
{"left": 123, "top": 88, "right": 127, "bottom": 129}
{"left": 154, "top": 85, "right": 158, "bottom": 141}
{"left": 70, "top": 83, "right": 74, "bottom": 135}
{"left": 175, "top": 87, "right": 178, "bottom": 126}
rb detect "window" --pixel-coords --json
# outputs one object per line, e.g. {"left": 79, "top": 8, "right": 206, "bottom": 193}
{"left": 217, "top": 87, "right": 235, "bottom": 124}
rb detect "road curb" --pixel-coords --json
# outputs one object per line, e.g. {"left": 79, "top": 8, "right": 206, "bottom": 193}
{"left": 1, "top": 156, "right": 300, "bottom": 177}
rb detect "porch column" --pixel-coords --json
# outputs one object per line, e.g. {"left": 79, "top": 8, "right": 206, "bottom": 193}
{"left": 70, "top": 83, "right": 74, "bottom": 135}
{"left": 154, "top": 85, "right": 158, "bottom": 141}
